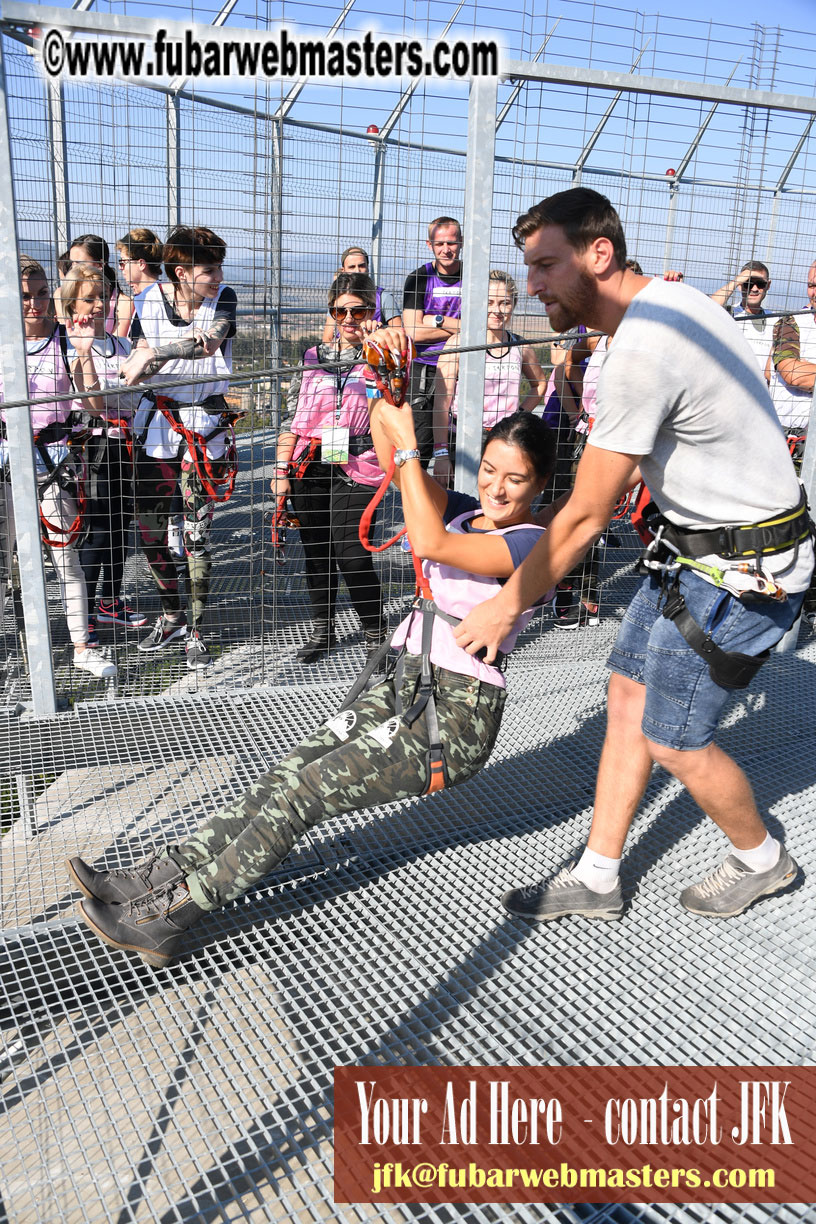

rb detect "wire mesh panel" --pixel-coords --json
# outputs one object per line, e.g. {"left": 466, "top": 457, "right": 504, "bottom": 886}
{"left": 0, "top": 4, "right": 816, "bottom": 1221}
{"left": 1, "top": 2, "right": 815, "bottom": 707}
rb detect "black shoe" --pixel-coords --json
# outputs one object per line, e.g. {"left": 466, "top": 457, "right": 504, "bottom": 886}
{"left": 552, "top": 601, "right": 600, "bottom": 630}
{"left": 551, "top": 585, "right": 573, "bottom": 618}
{"left": 78, "top": 881, "right": 204, "bottom": 968}
{"left": 138, "top": 613, "right": 187, "bottom": 652}
{"left": 364, "top": 627, "right": 389, "bottom": 671}
{"left": 295, "top": 621, "right": 335, "bottom": 664}
{"left": 66, "top": 852, "right": 182, "bottom": 905}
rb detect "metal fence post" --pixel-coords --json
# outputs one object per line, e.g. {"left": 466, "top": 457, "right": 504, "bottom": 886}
{"left": 370, "top": 138, "right": 385, "bottom": 284}
{"left": 456, "top": 74, "right": 498, "bottom": 498}
{"left": 0, "top": 16, "right": 57, "bottom": 716}
{"left": 166, "top": 92, "right": 181, "bottom": 228}
{"left": 46, "top": 79, "right": 70, "bottom": 260}
{"left": 269, "top": 116, "right": 284, "bottom": 423}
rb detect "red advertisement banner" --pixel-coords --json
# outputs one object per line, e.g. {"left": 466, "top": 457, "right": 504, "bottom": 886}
{"left": 334, "top": 1066, "right": 816, "bottom": 1204}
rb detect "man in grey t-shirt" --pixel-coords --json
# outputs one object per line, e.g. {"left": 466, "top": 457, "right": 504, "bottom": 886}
{"left": 455, "top": 187, "right": 813, "bottom": 923}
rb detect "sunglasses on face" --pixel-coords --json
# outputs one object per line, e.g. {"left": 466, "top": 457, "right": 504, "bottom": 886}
{"left": 328, "top": 305, "right": 370, "bottom": 322}
{"left": 747, "top": 278, "right": 767, "bottom": 290}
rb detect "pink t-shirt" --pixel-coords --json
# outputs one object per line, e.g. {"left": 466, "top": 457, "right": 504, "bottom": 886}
{"left": 389, "top": 508, "right": 549, "bottom": 689}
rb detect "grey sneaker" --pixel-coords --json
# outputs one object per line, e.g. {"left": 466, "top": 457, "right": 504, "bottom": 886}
{"left": 502, "top": 862, "right": 624, "bottom": 921}
{"left": 138, "top": 614, "right": 187, "bottom": 653}
{"left": 185, "top": 630, "right": 212, "bottom": 671}
{"left": 78, "top": 881, "right": 204, "bottom": 968}
{"left": 680, "top": 849, "right": 798, "bottom": 917}
{"left": 66, "top": 852, "right": 182, "bottom": 905}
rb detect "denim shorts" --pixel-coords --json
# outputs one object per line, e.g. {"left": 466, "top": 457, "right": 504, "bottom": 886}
{"left": 607, "top": 570, "right": 805, "bottom": 751}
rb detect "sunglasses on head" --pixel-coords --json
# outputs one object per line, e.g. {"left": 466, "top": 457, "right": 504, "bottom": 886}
{"left": 329, "top": 305, "right": 370, "bottom": 322}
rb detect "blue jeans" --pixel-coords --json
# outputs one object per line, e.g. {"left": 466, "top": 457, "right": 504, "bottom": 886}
{"left": 607, "top": 570, "right": 804, "bottom": 751}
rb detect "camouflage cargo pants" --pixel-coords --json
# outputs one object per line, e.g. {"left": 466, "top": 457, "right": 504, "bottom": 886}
{"left": 136, "top": 452, "right": 218, "bottom": 629}
{"left": 168, "top": 657, "right": 506, "bottom": 910}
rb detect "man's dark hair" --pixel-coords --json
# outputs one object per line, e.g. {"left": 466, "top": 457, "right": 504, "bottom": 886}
{"left": 512, "top": 188, "right": 627, "bottom": 268}
{"left": 739, "top": 260, "right": 769, "bottom": 278}
{"left": 164, "top": 225, "right": 227, "bottom": 286}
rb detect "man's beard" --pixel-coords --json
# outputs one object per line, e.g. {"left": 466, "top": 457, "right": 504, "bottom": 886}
{"left": 546, "top": 267, "right": 599, "bottom": 334}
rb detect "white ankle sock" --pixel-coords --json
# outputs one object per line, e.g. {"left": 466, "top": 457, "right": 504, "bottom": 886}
{"left": 730, "top": 832, "right": 780, "bottom": 873}
{"left": 572, "top": 847, "right": 622, "bottom": 894}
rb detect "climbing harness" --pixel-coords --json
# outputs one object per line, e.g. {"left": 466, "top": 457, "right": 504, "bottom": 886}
{"left": 141, "top": 392, "right": 242, "bottom": 503}
{"left": 346, "top": 335, "right": 501, "bottom": 795}
{"left": 787, "top": 432, "right": 807, "bottom": 468}
{"left": 267, "top": 438, "right": 315, "bottom": 562}
{"left": 636, "top": 491, "right": 815, "bottom": 689}
{"left": 33, "top": 420, "right": 88, "bottom": 550}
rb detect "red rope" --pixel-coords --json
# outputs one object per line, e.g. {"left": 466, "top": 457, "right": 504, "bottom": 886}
{"left": 357, "top": 340, "right": 431, "bottom": 600}
{"left": 155, "top": 396, "right": 237, "bottom": 503}
{"left": 39, "top": 452, "right": 87, "bottom": 549}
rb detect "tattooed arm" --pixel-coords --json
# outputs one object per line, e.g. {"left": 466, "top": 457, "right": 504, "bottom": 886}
{"left": 119, "top": 315, "right": 234, "bottom": 386}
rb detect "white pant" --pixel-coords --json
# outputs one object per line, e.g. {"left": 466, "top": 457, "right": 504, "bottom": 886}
{"left": 1, "top": 470, "right": 90, "bottom": 646}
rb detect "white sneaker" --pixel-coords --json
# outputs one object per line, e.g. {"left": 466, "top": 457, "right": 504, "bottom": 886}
{"left": 167, "top": 517, "right": 185, "bottom": 560}
{"left": 74, "top": 648, "right": 117, "bottom": 679}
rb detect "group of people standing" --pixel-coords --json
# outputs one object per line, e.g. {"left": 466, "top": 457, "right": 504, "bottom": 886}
{"left": 5, "top": 217, "right": 557, "bottom": 686}
{"left": 275, "top": 220, "right": 556, "bottom": 666}
{"left": 2, "top": 224, "right": 237, "bottom": 679}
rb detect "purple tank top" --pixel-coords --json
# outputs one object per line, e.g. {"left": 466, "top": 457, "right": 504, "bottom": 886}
{"left": 374, "top": 287, "right": 383, "bottom": 325}
{"left": 416, "top": 262, "right": 462, "bottom": 367}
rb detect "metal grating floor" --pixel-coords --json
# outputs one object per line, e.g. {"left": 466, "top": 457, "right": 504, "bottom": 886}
{"left": 1, "top": 626, "right": 815, "bottom": 1222}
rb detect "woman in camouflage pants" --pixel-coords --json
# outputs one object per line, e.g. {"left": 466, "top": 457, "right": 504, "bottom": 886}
{"left": 70, "top": 397, "right": 556, "bottom": 967}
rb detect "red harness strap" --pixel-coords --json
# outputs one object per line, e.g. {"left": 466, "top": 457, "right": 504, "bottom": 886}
{"left": 269, "top": 438, "right": 316, "bottom": 559}
{"left": 35, "top": 430, "right": 87, "bottom": 549}
{"left": 104, "top": 417, "right": 135, "bottom": 464}
{"left": 355, "top": 336, "right": 448, "bottom": 794}
{"left": 155, "top": 395, "right": 238, "bottom": 503}
{"left": 629, "top": 481, "right": 655, "bottom": 546}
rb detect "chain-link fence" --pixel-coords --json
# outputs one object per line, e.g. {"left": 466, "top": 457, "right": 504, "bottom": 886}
{"left": 1, "top": 2, "right": 815, "bottom": 716}
{"left": 1, "top": 5, "right": 816, "bottom": 1224}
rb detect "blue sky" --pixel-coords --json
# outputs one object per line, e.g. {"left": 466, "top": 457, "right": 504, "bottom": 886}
{"left": 11, "top": 1, "right": 816, "bottom": 311}
{"left": 655, "top": 0, "right": 812, "bottom": 25}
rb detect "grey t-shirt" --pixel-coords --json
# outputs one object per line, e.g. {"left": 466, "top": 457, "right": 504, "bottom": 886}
{"left": 588, "top": 278, "right": 813, "bottom": 592}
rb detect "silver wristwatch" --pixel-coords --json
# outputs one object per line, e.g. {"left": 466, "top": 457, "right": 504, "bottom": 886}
{"left": 393, "top": 448, "right": 421, "bottom": 467}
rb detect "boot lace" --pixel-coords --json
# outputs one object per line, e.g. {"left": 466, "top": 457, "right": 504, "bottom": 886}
{"left": 125, "top": 879, "right": 185, "bottom": 919}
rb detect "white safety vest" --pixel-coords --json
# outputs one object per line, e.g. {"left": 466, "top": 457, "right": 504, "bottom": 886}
{"left": 134, "top": 282, "right": 233, "bottom": 460}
